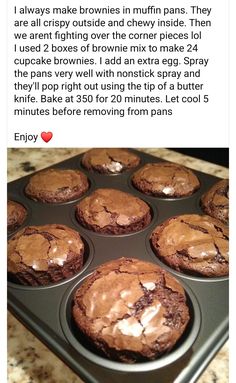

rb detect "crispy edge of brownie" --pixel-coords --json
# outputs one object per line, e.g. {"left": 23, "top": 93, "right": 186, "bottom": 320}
{"left": 132, "top": 178, "right": 200, "bottom": 197}
{"left": 9, "top": 254, "right": 84, "bottom": 286}
{"left": 76, "top": 207, "right": 152, "bottom": 234}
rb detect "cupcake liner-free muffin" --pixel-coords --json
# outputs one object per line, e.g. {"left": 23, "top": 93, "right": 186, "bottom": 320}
{"left": 82, "top": 148, "right": 140, "bottom": 174}
{"left": 200, "top": 179, "right": 229, "bottom": 224}
{"left": 8, "top": 224, "right": 84, "bottom": 286}
{"left": 7, "top": 200, "right": 27, "bottom": 233}
{"left": 25, "top": 169, "right": 89, "bottom": 203}
{"left": 132, "top": 162, "right": 200, "bottom": 198}
{"left": 76, "top": 188, "right": 151, "bottom": 234}
{"left": 72, "top": 257, "right": 190, "bottom": 363}
{"left": 150, "top": 214, "right": 229, "bottom": 277}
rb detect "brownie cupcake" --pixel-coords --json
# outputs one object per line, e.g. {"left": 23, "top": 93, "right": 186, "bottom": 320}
{"left": 25, "top": 169, "right": 89, "bottom": 203}
{"left": 8, "top": 224, "right": 84, "bottom": 286}
{"left": 150, "top": 214, "right": 229, "bottom": 277}
{"left": 7, "top": 200, "right": 27, "bottom": 233}
{"left": 82, "top": 148, "right": 140, "bottom": 174}
{"left": 72, "top": 257, "right": 190, "bottom": 363}
{"left": 200, "top": 179, "right": 229, "bottom": 224}
{"left": 76, "top": 188, "right": 151, "bottom": 234}
{"left": 132, "top": 162, "right": 200, "bottom": 198}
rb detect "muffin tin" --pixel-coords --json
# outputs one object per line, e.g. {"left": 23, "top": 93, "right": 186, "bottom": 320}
{"left": 7, "top": 150, "right": 229, "bottom": 383}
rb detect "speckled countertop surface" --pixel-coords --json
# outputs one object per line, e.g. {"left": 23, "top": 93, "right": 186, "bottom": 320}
{"left": 7, "top": 148, "right": 229, "bottom": 383}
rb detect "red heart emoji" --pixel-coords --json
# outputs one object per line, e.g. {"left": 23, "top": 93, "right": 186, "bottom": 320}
{"left": 41, "top": 131, "right": 53, "bottom": 143}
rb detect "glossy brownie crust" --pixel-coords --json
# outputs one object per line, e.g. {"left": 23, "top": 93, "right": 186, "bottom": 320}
{"left": 151, "top": 214, "right": 229, "bottom": 277}
{"left": 76, "top": 188, "right": 151, "bottom": 234}
{"left": 25, "top": 169, "right": 89, "bottom": 203}
{"left": 82, "top": 148, "right": 140, "bottom": 174}
{"left": 72, "top": 258, "right": 190, "bottom": 363}
{"left": 132, "top": 162, "right": 200, "bottom": 198}
{"left": 7, "top": 200, "right": 27, "bottom": 233}
{"left": 201, "top": 179, "right": 229, "bottom": 224}
{"left": 8, "top": 224, "right": 84, "bottom": 286}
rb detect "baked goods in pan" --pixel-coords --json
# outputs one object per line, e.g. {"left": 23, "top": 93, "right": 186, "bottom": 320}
{"left": 82, "top": 148, "right": 140, "bottom": 174}
{"left": 132, "top": 162, "right": 200, "bottom": 198}
{"left": 76, "top": 188, "right": 151, "bottom": 234}
{"left": 8, "top": 224, "right": 84, "bottom": 286}
{"left": 72, "top": 257, "right": 190, "bottom": 363}
{"left": 150, "top": 214, "right": 229, "bottom": 277}
{"left": 25, "top": 168, "right": 89, "bottom": 203}
{"left": 200, "top": 179, "right": 229, "bottom": 224}
{"left": 7, "top": 200, "right": 27, "bottom": 233}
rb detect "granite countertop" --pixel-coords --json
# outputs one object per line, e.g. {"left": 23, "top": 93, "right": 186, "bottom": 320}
{"left": 7, "top": 148, "right": 229, "bottom": 383}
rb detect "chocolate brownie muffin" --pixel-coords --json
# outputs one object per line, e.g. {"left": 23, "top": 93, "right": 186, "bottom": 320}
{"left": 200, "top": 179, "right": 229, "bottom": 224}
{"left": 25, "top": 169, "right": 89, "bottom": 203}
{"left": 132, "top": 162, "right": 200, "bottom": 198}
{"left": 150, "top": 214, "right": 229, "bottom": 277}
{"left": 76, "top": 188, "right": 151, "bottom": 234}
{"left": 7, "top": 200, "right": 27, "bottom": 233}
{"left": 82, "top": 148, "right": 140, "bottom": 174}
{"left": 8, "top": 224, "right": 84, "bottom": 286}
{"left": 72, "top": 257, "right": 190, "bottom": 363}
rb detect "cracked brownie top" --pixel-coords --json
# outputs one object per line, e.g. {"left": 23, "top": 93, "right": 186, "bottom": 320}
{"left": 8, "top": 224, "right": 84, "bottom": 274}
{"left": 76, "top": 188, "right": 151, "bottom": 234}
{"left": 82, "top": 148, "right": 140, "bottom": 174}
{"left": 201, "top": 179, "right": 229, "bottom": 224}
{"left": 72, "top": 257, "right": 190, "bottom": 363}
{"left": 150, "top": 214, "right": 229, "bottom": 277}
{"left": 132, "top": 162, "right": 200, "bottom": 198}
{"left": 25, "top": 169, "right": 89, "bottom": 203}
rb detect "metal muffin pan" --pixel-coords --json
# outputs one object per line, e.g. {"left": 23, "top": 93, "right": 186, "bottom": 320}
{"left": 7, "top": 149, "right": 229, "bottom": 383}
